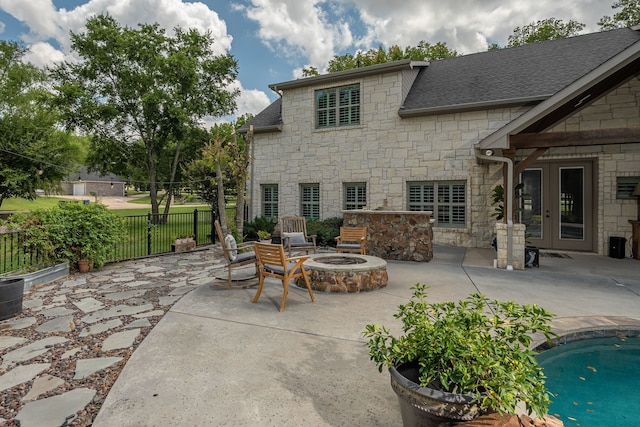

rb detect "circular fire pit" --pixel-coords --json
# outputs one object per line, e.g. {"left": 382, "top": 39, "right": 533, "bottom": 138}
{"left": 296, "top": 253, "right": 388, "bottom": 293}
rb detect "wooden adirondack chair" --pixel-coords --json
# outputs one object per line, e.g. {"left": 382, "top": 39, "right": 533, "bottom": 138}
{"left": 252, "top": 242, "right": 315, "bottom": 312}
{"left": 213, "top": 220, "right": 258, "bottom": 288}
{"left": 279, "top": 216, "right": 317, "bottom": 256}
{"left": 335, "top": 226, "right": 367, "bottom": 255}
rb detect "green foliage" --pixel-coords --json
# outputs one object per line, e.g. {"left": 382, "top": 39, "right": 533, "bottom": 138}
{"left": 506, "top": 18, "right": 585, "bottom": 48}
{"left": 0, "top": 41, "right": 80, "bottom": 208}
{"left": 243, "top": 216, "right": 277, "bottom": 239}
{"left": 325, "top": 41, "right": 458, "bottom": 73}
{"left": 306, "top": 217, "right": 343, "bottom": 247}
{"left": 491, "top": 183, "right": 524, "bottom": 221}
{"left": 6, "top": 203, "right": 126, "bottom": 270}
{"left": 599, "top": 0, "right": 640, "bottom": 30}
{"left": 363, "top": 284, "right": 555, "bottom": 417}
{"left": 51, "top": 13, "right": 239, "bottom": 216}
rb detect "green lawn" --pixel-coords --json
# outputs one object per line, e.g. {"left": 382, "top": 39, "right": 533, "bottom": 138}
{"left": 0, "top": 196, "right": 69, "bottom": 211}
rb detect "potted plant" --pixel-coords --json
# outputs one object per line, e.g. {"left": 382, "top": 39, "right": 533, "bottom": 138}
{"left": 363, "top": 283, "right": 555, "bottom": 426}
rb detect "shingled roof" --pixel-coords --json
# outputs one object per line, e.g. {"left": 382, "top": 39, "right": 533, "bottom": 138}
{"left": 241, "top": 27, "right": 640, "bottom": 132}
{"left": 400, "top": 27, "right": 640, "bottom": 117}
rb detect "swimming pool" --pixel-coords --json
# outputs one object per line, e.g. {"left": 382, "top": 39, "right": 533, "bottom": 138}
{"left": 536, "top": 336, "right": 640, "bottom": 426}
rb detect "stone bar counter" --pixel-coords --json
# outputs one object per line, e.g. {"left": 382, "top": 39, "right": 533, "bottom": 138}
{"left": 342, "top": 210, "right": 434, "bottom": 262}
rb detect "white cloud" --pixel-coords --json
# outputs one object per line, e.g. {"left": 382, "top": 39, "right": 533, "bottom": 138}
{"left": 0, "top": 21, "right": 5, "bottom": 33}
{"left": 1, "top": 0, "right": 233, "bottom": 67}
{"left": 243, "top": 0, "right": 617, "bottom": 74}
{"left": 242, "top": 0, "right": 354, "bottom": 73}
{"left": 24, "top": 41, "right": 65, "bottom": 67}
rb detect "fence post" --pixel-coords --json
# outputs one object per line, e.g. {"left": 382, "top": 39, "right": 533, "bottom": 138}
{"left": 193, "top": 209, "right": 198, "bottom": 245}
{"left": 147, "top": 213, "right": 152, "bottom": 256}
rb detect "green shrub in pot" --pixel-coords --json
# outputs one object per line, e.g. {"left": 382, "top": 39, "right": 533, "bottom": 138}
{"left": 363, "top": 283, "right": 555, "bottom": 419}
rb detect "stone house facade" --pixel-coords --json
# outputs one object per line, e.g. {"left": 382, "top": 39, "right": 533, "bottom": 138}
{"left": 241, "top": 28, "right": 640, "bottom": 262}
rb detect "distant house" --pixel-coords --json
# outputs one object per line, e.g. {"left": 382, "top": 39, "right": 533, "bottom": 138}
{"left": 61, "top": 167, "right": 126, "bottom": 197}
{"left": 240, "top": 27, "right": 640, "bottom": 260}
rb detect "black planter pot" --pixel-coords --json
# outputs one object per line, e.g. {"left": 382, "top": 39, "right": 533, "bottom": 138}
{"left": 389, "top": 362, "right": 487, "bottom": 427}
{"left": 0, "top": 278, "right": 24, "bottom": 321}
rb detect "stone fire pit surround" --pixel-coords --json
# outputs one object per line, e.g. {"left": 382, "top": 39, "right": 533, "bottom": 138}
{"left": 296, "top": 254, "right": 388, "bottom": 293}
{"left": 342, "top": 210, "right": 434, "bottom": 262}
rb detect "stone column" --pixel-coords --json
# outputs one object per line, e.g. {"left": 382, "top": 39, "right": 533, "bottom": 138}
{"left": 495, "top": 223, "right": 525, "bottom": 270}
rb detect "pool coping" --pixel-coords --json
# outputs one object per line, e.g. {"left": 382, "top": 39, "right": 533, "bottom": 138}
{"left": 532, "top": 316, "right": 640, "bottom": 351}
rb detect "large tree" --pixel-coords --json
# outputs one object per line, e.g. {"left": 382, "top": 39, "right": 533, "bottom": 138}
{"left": 0, "top": 41, "right": 78, "bottom": 209}
{"left": 302, "top": 41, "right": 458, "bottom": 76}
{"left": 599, "top": 0, "right": 640, "bottom": 30}
{"left": 51, "top": 14, "right": 239, "bottom": 218}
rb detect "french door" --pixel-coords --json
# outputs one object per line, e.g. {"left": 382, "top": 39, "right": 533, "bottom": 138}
{"left": 519, "top": 160, "right": 594, "bottom": 251}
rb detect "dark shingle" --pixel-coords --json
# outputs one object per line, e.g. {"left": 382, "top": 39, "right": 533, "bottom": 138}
{"left": 238, "top": 98, "right": 282, "bottom": 133}
{"left": 401, "top": 28, "right": 640, "bottom": 115}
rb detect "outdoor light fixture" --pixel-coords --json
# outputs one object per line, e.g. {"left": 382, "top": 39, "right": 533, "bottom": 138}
{"left": 485, "top": 149, "right": 494, "bottom": 156}
{"left": 632, "top": 182, "right": 640, "bottom": 220}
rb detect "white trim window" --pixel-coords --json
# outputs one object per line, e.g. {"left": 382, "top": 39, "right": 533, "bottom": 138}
{"left": 316, "top": 84, "right": 360, "bottom": 129}
{"left": 408, "top": 181, "right": 466, "bottom": 227}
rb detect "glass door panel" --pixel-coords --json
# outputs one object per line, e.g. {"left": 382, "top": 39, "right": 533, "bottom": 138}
{"left": 520, "top": 169, "right": 543, "bottom": 239}
{"left": 559, "top": 167, "right": 584, "bottom": 241}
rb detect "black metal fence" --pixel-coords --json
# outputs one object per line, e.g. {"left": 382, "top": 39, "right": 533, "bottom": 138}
{"left": 0, "top": 209, "right": 216, "bottom": 274}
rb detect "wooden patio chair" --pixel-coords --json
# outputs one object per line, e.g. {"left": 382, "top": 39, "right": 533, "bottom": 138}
{"left": 212, "top": 220, "right": 258, "bottom": 288}
{"left": 252, "top": 242, "right": 315, "bottom": 312}
{"left": 335, "top": 226, "right": 367, "bottom": 255}
{"left": 279, "top": 216, "right": 317, "bottom": 256}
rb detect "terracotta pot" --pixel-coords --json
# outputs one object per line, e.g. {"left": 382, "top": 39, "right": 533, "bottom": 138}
{"left": 78, "top": 259, "right": 90, "bottom": 273}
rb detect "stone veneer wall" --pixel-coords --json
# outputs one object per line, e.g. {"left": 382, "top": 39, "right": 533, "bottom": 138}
{"left": 248, "top": 68, "right": 640, "bottom": 256}
{"left": 495, "top": 223, "right": 526, "bottom": 270}
{"left": 343, "top": 211, "right": 433, "bottom": 262}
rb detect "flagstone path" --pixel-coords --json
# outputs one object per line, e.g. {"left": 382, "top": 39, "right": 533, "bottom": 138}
{"left": 0, "top": 248, "right": 229, "bottom": 427}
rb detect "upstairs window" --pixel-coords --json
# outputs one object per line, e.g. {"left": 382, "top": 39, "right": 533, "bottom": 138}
{"left": 316, "top": 84, "right": 360, "bottom": 129}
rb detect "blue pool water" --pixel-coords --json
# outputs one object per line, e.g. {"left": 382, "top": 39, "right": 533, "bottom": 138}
{"left": 536, "top": 336, "right": 640, "bottom": 427}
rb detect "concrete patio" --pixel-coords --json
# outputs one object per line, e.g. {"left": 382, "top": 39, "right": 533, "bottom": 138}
{"left": 91, "top": 246, "right": 640, "bottom": 426}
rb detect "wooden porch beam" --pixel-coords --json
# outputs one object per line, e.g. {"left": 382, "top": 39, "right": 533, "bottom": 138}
{"left": 510, "top": 127, "right": 640, "bottom": 149}
{"left": 514, "top": 148, "right": 549, "bottom": 176}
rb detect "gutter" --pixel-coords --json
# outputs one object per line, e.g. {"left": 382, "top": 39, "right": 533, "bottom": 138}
{"left": 475, "top": 149, "right": 514, "bottom": 271}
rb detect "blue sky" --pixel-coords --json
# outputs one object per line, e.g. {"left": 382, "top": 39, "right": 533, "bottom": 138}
{"left": 0, "top": 0, "right": 619, "bottom": 121}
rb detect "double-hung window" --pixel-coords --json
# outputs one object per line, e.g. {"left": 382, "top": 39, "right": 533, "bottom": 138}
{"left": 261, "top": 184, "right": 279, "bottom": 219}
{"left": 408, "top": 181, "right": 466, "bottom": 227}
{"left": 316, "top": 84, "right": 360, "bottom": 129}
{"left": 300, "top": 184, "right": 320, "bottom": 219}
{"left": 344, "top": 183, "right": 367, "bottom": 210}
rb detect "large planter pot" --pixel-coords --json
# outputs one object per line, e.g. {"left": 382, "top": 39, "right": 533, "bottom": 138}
{"left": 0, "top": 278, "right": 24, "bottom": 321}
{"left": 389, "top": 362, "right": 488, "bottom": 427}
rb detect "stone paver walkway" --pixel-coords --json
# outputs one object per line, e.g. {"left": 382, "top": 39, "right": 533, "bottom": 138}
{"left": 0, "top": 247, "right": 230, "bottom": 426}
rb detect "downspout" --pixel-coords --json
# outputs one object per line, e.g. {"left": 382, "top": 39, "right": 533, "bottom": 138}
{"left": 475, "top": 149, "right": 514, "bottom": 271}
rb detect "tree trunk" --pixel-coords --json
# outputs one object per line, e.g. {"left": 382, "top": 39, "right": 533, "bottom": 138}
{"left": 215, "top": 161, "right": 228, "bottom": 235}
